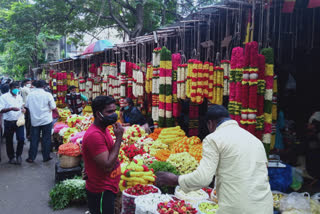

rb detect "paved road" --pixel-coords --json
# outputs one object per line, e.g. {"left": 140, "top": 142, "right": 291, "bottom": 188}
{"left": 0, "top": 141, "right": 87, "bottom": 214}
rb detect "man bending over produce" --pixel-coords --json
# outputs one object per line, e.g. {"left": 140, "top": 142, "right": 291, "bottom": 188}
{"left": 156, "top": 105, "right": 273, "bottom": 214}
{"left": 82, "top": 96, "right": 124, "bottom": 214}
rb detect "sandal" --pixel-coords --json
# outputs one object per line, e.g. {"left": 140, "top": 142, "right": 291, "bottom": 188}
{"left": 25, "top": 158, "right": 34, "bottom": 163}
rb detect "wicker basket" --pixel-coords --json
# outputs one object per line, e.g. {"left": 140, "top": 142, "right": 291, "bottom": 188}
{"left": 59, "top": 155, "right": 81, "bottom": 168}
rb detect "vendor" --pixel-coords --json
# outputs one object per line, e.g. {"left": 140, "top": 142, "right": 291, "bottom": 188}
{"left": 82, "top": 96, "right": 124, "bottom": 214}
{"left": 65, "top": 85, "right": 88, "bottom": 115}
{"left": 156, "top": 105, "right": 273, "bottom": 214}
{"left": 120, "top": 98, "right": 150, "bottom": 131}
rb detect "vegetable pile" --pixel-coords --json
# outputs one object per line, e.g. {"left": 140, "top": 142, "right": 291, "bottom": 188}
{"left": 49, "top": 178, "right": 86, "bottom": 210}
{"left": 157, "top": 200, "right": 198, "bottom": 214}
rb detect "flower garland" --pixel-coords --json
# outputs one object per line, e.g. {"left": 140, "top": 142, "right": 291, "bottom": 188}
{"left": 159, "top": 47, "right": 173, "bottom": 127}
{"left": 172, "top": 53, "right": 181, "bottom": 118}
{"left": 196, "top": 61, "right": 204, "bottom": 104}
{"left": 261, "top": 48, "right": 274, "bottom": 155}
{"left": 256, "top": 54, "right": 266, "bottom": 140}
{"left": 271, "top": 75, "right": 278, "bottom": 150}
{"left": 188, "top": 103, "right": 199, "bottom": 137}
{"left": 127, "top": 62, "right": 134, "bottom": 99}
{"left": 190, "top": 60, "right": 199, "bottom": 103}
{"left": 152, "top": 48, "right": 161, "bottom": 127}
{"left": 177, "top": 64, "right": 187, "bottom": 100}
{"left": 186, "top": 59, "right": 193, "bottom": 98}
{"left": 240, "top": 42, "right": 259, "bottom": 134}
{"left": 212, "top": 66, "right": 224, "bottom": 105}
{"left": 57, "top": 71, "right": 68, "bottom": 105}
{"left": 229, "top": 47, "right": 244, "bottom": 123}
{"left": 208, "top": 63, "right": 214, "bottom": 101}
{"left": 203, "top": 62, "right": 210, "bottom": 99}
{"left": 221, "top": 60, "right": 230, "bottom": 96}
{"left": 119, "top": 60, "right": 128, "bottom": 107}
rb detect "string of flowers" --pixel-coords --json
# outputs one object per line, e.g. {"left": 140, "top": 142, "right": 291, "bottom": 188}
{"left": 158, "top": 47, "right": 168, "bottom": 127}
{"left": 146, "top": 64, "right": 153, "bottom": 116}
{"left": 196, "top": 61, "right": 204, "bottom": 104}
{"left": 119, "top": 60, "right": 127, "bottom": 107}
{"left": 164, "top": 48, "right": 174, "bottom": 127}
{"left": 212, "top": 66, "right": 224, "bottom": 105}
{"left": 208, "top": 63, "right": 214, "bottom": 101}
{"left": 152, "top": 48, "right": 161, "bottom": 128}
{"left": 190, "top": 59, "right": 199, "bottom": 103}
{"left": 172, "top": 53, "right": 181, "bottom": 118}
{"left": 221, "top": 60, "right": 230, "bottom": 96}
{"left": 203, "top": 62, "right": 210, "bottom": 99}
{"left": 177, "top": 64, "right": 187, "bottom": 100}
{"left": 229, "top": 47, "right": 244, "bottom": 123}
{"left": 261, "top": 48, "right": 274, "bottom": 156}
{"left": 186, "top": 59, "right": 193, "bottom": 98}
{"left": 271, "top": 75, "right": 278, "bottom": 150}
{"left": 256, "top": 54, "right": 266, "bottom": 140}
{"left": 127, "top": 62, "right": 134, "bottom": 99}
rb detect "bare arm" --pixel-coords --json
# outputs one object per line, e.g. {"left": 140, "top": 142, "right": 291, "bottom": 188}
{"left": 93, "top": 123, "right": 124, "bottom": 173}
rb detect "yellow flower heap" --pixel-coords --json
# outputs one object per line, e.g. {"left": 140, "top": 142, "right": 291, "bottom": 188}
{"left": 157, "top": 126, "right": 185, "bottom": 150}
{"left": 167, "top": 152, "right": 198, "bottom": 175}
{"left": 119, "top": 159, "right": 155, "bottom": 191}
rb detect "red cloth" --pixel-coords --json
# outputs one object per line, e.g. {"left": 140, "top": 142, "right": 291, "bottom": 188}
{"left": 82, "top": 124, "right": 121, "bottom": 193}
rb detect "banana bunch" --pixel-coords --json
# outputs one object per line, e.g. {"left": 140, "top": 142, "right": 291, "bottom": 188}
{"left": 167, "top": 152, "right": 198, "bottom": 175}
{"left": 158, "top": 126, "right": 185, "bottom": 149}
{"left": 119, "top": 159, "right": 155, "bottom": 191}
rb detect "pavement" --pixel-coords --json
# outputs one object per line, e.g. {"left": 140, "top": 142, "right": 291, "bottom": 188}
{"left": 0, "top": 140, "right": 87, "bottom": 214}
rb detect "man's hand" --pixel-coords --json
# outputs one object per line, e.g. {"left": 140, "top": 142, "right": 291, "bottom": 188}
{"left": 113, "top": 122, "right": 124, "bottom": 140}
{"left": 155, "top": 172, "right": 179, "bottom": 187}
{"left": 11, "top": 107, "right": 20, "bottom": 111}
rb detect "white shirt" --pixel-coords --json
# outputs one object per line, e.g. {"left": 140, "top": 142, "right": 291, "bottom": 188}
{"left": 26, "top": 88, "right": 56, "bottom": 127}
{"left": 20, "top": 86, "right": 31, "bottom": 104}
{"left": 179, "top": 120, "right": 273, "bottom": 214}
{"left": 0, "top": 92, "right": 24, "bottom": 121}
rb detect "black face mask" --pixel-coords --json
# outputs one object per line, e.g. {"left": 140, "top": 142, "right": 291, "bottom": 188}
{"left": 99, "top": 112, "right": 118, "bottom": 126}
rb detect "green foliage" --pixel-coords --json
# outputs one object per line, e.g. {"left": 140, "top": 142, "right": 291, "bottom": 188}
{"left": 149, "top": 161, "right": 179, "bottom": 193}
{"left": 49, "top": 178, "right": 86, "bottom": 210}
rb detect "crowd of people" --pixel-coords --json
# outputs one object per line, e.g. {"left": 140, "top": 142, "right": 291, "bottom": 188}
{"left": 0, "top": 79, "right": 58, "bottom": 164}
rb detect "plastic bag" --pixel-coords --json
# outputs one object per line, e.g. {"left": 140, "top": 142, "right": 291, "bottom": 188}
{"left": 174, "top": 186, "right": 208, "bottom": 205}
{"left": 121, "top": 185, "right": 160, "bottom": 214}
{"left": 16, "top": 113, "right": 25, "bottom": 127}
{"left": 135, "top": 193, "right": 172, "bottom": 214}
{"left": 280, "top": 192, "right": 311, "bottom": 214}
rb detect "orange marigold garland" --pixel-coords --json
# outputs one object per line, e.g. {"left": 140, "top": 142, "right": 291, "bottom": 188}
{"left": 155, "top": 149, "right": 171, "bottom": 161}
{"left": 189, "top": 144, "right": 203, "bottom": 162}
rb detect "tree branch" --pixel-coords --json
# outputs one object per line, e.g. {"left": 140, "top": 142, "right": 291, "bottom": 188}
{"left": 114, "top": 0, "right": 135, "bottom": 13}
{"left": 107, "top": 0, "right": 132, "bottom": 36}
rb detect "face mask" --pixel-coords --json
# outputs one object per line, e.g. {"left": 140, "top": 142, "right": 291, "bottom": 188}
{"left": 124, "top": 106, "right": 130, "bottom": 111}
{"left": 12, "top": 88, "right": 20, "bottom": 95}
{"left": 26, "top": 84, "right": 31, "bottom": 88}
{"left": 99, "top": 112, "right": 118, "bottom": 126}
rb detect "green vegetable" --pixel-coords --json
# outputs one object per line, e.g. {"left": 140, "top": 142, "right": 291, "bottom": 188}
{"left": 49, "top": 178, "right": 86, "bottom": 210}
{"left": 149, "top": 161, "right": 179, "bottom": 194}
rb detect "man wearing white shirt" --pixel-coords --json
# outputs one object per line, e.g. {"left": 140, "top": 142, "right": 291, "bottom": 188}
{"left": 156, "top": 105, "right": 273, "bottom": 214}
{"left": 0, "top": 82, "right": 26, "bottom": 164}
{"left": 20, "top": 79, "right": 32, "bottom": 140}
{"left": 25, "top": 80, "right": 56, "bottom": 163}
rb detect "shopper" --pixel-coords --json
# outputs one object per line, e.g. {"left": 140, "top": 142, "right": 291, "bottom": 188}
{"left": 21, "top": 79, "right": 32, "bottom": 140}
{"left": 82, "top": 96, "right": 123, "bottom": 214}
{"left": 0, "top": 82, "right": 26, "bottom": 164}
{"left": 156, "top": 105, "right": 273, "bottom": 214}
{"left": 65, "top": 85, "right": 88, "bottom": 115}
{"left": 25, "top": 80, "right": 56, "bottom": 163}
{"left": 120, "top": 98, "right": 146, "bottom": 126}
